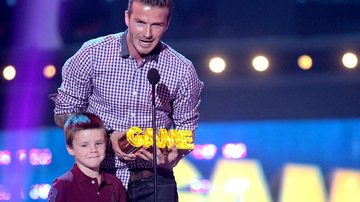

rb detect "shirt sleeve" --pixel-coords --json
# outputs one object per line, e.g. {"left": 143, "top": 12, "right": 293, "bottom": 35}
{"left": 172, "top": 64, "right": 203, "bottom": 132}
{"left": 54, "top": 42, "right": 93, "bottom": 115}
{"left": 48, "top": 179, "right": 68, "bottom": 202}
{"left": 117, "top": 181, "right": 127, "bottom": 202}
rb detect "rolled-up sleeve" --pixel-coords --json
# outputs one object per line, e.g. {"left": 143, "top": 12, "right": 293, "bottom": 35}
{"left": 54, "top": 43, "right": 93, "bottom": 115}
{"left": 173, "top": 64, "right": 204, "bottom": 131}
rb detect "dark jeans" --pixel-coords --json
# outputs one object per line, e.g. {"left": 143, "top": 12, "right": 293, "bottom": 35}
{"left": 127, "top": 170, "right": 178, "bottom": 202}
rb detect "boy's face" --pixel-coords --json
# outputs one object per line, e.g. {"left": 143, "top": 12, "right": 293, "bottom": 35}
{"left": 67, "top": 128, "right": 106, "bottom": 174}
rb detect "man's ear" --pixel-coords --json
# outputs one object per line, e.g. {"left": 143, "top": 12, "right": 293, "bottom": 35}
{"left": 125, "top": 10, "right": 130, "bottom": 27}
{"left": 165, "top": 17, "right": 171, "bottom": 31}
{"left": 66, "top": 145, "right": 75, "bottom": 156}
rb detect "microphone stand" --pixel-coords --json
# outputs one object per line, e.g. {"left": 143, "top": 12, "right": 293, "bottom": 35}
{"left": 151, "top": 82, "right": 158, "bottom": 202}
{"left": 148, "top": 68, "right": 160, "bottom": 202}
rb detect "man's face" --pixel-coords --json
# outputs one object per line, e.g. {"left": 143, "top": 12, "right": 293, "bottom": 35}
{"left": 125, "top": 1, "right": 169, "bottom": 58}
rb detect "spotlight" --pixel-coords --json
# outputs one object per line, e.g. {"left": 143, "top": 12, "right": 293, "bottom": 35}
{"left": 2, "top": 65, "right": 16, "bottom": 81}
{"left": 298, "top": 55, "right": 313, "bottom": 70}
{"left": 252, "top": 55, "right": 269, "bottom": 72}
{"left": 191, "top": 144, "right": 217, "bottom": 160}
{"left": 16, "top": 149, "right": 27, "bottom": 163}
{"left": 43, "top": 65, "right": 57, "bottom": 79}
{"left": 29, "top": 149, "right": 52, "bottom": 165}
{"left": 29, "top": 184, "right": 51, "bottom": 200}
{"left": 209, "top": 57, "right": 226, "bottom": 74}
{"left": 342, "top": 52, "right": 358, "bottom": 69}
{"left": 189, "top": 179, "right": 211, "bottom": 194}
{"left": 0, "top": 150, "right": 11, "bottom": 165}
{"left": 222, "top": 143, "right": 247, "bottom": 159}
{"left": 0, "top": 184, "right": 11, "bottom": 200}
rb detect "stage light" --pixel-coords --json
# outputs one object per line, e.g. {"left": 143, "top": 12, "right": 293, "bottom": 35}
{"left": 2, "top": 65, "right": 16, "bottom": 81}
{"left": 222, "top": 143, "right": 247, "bottom": 159}
{"left": 0, "top": 184, "right": 11, "bottom": 200}
{"left": 298, "top": 55, "right": 313, "bottom": 70}
{"left": 29, "top": 149, "right": 52, "bottom": 165}
{"left": 0, "top": 150, "right": 11, "bottom": 165}
{"left": 209, "top": 57, "right": 226, "bottom": 74}
{"left": 43, "top": 64, "right": 56, "bottom": 79}
{"left": 252, "top": 55, "right": 269, "bottom": 72}
{"left": 16, "top": 149, "right": 27, "bottom": 163}
{"left": 202, "top": 144, "right": 217, "bottom": 159}
{"left": 29, "top": 184, "right": 51, "bottom": 200}
{"left": 191, "top": 144, "right": 217, "bottom": 160}
{"left": 189, "top": 179, "right": 211, "bottom": 194}
{"left": 342, "top": 52, "right": 358, "bottom": 69}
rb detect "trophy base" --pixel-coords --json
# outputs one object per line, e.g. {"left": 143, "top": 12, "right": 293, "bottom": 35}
{"left": 118, "top": 135, "right": 141, "bottom": 154}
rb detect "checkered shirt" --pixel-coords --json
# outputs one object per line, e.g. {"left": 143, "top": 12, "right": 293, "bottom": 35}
{"left": 54, "top": 31, "right": 203, "bottom": 188}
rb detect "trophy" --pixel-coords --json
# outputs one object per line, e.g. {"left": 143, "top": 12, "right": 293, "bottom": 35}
{"left": 118, "top": 126, "right": 194, "bottom": 154}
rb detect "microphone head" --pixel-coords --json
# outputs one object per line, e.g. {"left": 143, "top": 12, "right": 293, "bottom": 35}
{"left": 147, "top": 68, "right": 160, "bottom": 85}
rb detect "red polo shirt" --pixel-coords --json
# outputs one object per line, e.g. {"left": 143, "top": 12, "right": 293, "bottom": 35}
{"left": 48, "top": 164, "right": 126, "bottom": 202}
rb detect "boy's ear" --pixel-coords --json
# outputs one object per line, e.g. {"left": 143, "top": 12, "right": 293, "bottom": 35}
{"left": 66, "top": 145, "right": 75, "bottom": 156}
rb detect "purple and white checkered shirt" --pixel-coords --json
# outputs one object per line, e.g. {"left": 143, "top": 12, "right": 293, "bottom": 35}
{"left": 54, "top": 31, "right": 203, "bottom": 188}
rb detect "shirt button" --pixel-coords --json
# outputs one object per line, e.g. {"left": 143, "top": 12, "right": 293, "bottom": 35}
{"left": 97, "top": 192, "right": 100, "bottom": 195}
{"left": 130, "top": 113, "right": 136, "bottom": 118}
{"left": 91, "top": 180, "right": 95, "bottom": 184}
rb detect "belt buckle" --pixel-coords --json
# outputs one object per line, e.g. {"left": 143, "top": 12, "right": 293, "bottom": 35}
{"left": 130, "top": 169, "right": 154, "bottom": 182}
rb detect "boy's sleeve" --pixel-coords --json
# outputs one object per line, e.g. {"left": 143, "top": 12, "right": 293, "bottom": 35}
{"left": 48, "top": 179, "right": 68, "bottom": 202}
{"left": 117, "top": 180, "right": 127, "bottom": 202}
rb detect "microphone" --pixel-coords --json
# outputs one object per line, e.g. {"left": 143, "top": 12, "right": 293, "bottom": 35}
{"left": 147, "top": 68, "right": 160, "bottom": 202}
{"left": 147, "top": 68, "right": 160, "bottom": 85}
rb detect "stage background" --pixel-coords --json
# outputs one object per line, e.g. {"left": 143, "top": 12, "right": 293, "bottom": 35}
{"left": 1, "top": 119, "right": 360, "bottom": 201}
{"left": 1, "top": 0, "right": 360, "bottom": 201}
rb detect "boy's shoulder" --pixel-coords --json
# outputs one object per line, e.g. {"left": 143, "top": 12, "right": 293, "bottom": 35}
{"left": 55, "top": 170, "right": 74, "bottom": 183}
{"left": 48, "top": 171, "right": 74, "bottom": 201}
{"left": 103, "top": 172, "right": 122, "bottom": 184}
{"left": 103, "top": 173, "right": 124, "bottom": 187}
{"left": 50, "top": 171, "right": 74, "bottom": 188}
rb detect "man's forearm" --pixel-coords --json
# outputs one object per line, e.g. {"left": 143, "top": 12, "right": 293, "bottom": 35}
{"left": 54, "top": 113, "right": 72, "bottom": 128}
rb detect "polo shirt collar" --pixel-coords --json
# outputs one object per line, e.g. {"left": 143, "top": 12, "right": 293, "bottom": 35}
{"left": 71, "top": 164, "right": 112, "bottom": 185}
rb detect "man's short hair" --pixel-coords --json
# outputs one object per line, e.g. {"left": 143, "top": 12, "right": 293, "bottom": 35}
{"left": 127, "top": 0, "right": 173, "bottom": 19}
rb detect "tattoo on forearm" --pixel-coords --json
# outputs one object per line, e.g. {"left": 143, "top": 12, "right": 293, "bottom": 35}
{"left": 54, "top": 114, "right": 72, "bottom": 128}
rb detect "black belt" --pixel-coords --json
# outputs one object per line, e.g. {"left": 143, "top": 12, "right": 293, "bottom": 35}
{"left": 129, "top": 168, "right": 173, "bottom": 182}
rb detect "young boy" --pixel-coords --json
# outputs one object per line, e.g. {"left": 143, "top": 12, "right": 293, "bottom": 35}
{"left": 48, "top": 113, "right": 126, "bottom": 202}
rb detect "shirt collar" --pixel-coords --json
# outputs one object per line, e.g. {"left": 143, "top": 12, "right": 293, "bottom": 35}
{"left": 71, "top": 164, "right": 112, "bottom": 185}
{"left": 120, "top": 30, "right": 161, "bottom": 62}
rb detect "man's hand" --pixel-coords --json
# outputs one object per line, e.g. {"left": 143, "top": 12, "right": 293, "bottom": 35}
{"left": 109, "top": 131, "right": 137, "bottom": 161}
{"left": 135, "top": 145, "right": 185, "bottom": 170}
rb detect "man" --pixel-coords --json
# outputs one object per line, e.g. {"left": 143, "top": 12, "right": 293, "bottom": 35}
{"left": 53, "top": 0, "right": 203, "bottom": 201}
